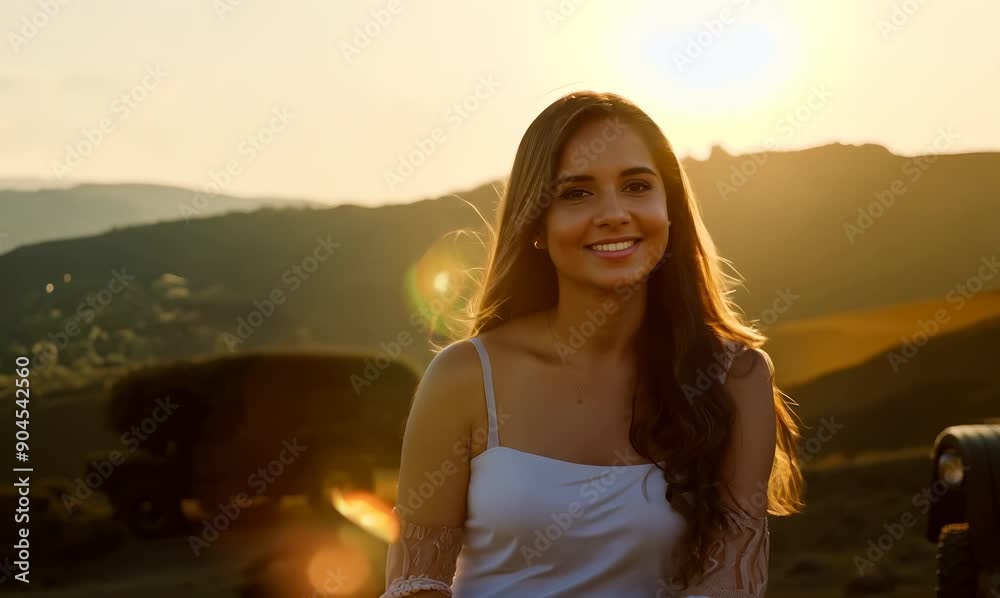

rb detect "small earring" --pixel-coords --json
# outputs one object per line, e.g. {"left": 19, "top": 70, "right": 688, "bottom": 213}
{"left": 533, "top": 239, "right": 544, "bottom": 249}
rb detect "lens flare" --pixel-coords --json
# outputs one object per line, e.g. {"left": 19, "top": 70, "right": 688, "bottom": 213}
{"left": 306, "top": 544, "right": 370, "bottom": 596}
{"left": 405, "top": 237, "right": 476, "bottom": 338}
{"left": 331, "top": 489, "right": 400, "bottom": 544}
{"left": 433, "top": 271, "right": 451, "bottom": 294}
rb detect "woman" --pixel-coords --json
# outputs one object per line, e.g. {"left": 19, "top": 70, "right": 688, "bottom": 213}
{"left": 381, "top": 91, "right": 804, "bottom": 597}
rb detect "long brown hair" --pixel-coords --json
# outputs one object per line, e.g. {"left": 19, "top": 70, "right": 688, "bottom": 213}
{"left": 451, "top": 91, "right": 803, "bottom": 586}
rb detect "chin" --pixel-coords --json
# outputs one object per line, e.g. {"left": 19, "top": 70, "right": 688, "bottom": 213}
{"left": 587, "top": 266, "right": 650, "bottom": 293}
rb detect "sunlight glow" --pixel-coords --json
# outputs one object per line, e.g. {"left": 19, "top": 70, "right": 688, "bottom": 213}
{"left": 433, "top": 271, "right": 451, "bottom": 294}
{"left": 616, "top": 4, "right": 805, "bottom": 143}
{"left": 331, "top": 489, "right": 400, "bottom": 544}
{"left": 306, "top": 544, "right": 370, "bottom": 596}
{"left": 405, "top": 237, "right": 476, "bottom": 338}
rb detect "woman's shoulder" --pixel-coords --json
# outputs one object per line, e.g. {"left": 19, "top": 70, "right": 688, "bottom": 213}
{"left": 404, "top": 340, "right": 486, "bottom": 445}
{"left": 721, "top": 340, "right": 774, "bottom": 383}
{"left": 474, "top": 311, "right": 555, "bottom": 364}
{"left": 423, "top": 337, "right": 485, "bottom": 394}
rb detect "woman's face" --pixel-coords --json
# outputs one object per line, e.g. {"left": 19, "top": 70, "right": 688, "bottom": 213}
{"left": 542, "top": 116, "right": 670, "bottom": 292}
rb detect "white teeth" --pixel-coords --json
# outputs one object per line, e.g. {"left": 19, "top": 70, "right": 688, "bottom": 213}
{"left": 590, "top": 240, "right": 636, "bottom": 252}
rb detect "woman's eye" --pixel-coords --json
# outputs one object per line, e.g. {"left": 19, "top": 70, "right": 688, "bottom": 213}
{"left": 624, "top": 180, "right": 651, "bottom": 193}
{"left": 559, "top": 188, "right": 589, "bottom": 200}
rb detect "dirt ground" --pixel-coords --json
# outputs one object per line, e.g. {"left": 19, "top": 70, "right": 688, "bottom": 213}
{"left": 3, "top": 459, "right": 961, "bottom": 598}
{"left": 12, "top": 504, "right": 387, "bottom": 598}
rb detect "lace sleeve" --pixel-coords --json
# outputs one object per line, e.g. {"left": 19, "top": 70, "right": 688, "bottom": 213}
{"left": 679, "top": 507, "right": 769, "bottom": 598}
{"left": 380, "top": 507, "right": 465, "bottom": 598}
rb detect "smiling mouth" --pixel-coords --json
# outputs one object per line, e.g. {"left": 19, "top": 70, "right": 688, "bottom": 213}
{"left": 588, "top": 239, "right": 639, "bottom": 252}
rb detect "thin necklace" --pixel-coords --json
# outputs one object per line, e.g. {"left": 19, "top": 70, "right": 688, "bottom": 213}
{"left": 547, "top": 310, "right": 583, "bottom": 405}
{"left": 546, "top": 309, "right": 587, "bottom": 405}
{"left": 545, "top": 309, "right": 640, "bottom": 406}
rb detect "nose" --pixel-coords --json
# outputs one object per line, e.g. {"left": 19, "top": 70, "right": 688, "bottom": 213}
{"left": 593, "top": 190, "right": 630, "bottom": 227}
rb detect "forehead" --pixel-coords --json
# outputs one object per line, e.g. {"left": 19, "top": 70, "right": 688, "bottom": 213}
{"left": 555, "top": 117, "right": 655, "bottom": 176}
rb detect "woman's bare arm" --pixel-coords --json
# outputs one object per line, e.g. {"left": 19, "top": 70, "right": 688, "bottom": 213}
{"left": 680, "top": 346, "right": 777, "bottom": 598}
{"left": 381, "top": 340, "right": 481, "bottom": 598}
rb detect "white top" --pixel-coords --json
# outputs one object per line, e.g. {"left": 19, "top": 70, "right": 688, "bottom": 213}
{"left": 450, "top": 337, "right": 689, "bottom": 597}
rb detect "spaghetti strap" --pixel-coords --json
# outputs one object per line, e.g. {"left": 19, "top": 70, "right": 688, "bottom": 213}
{"left": 468, "top": 337, "right": 500, "bottom": 449}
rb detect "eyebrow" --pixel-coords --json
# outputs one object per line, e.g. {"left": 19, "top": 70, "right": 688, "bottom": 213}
{"left": 555, "top": 166, "right": 657, "bottom": 185}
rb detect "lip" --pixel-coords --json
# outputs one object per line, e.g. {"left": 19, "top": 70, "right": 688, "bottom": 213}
{"left": 587, "top": 236, "right": 641, "bottom": 247}
{"left": 587, "top": 238, "right": 641, "bottom": 260}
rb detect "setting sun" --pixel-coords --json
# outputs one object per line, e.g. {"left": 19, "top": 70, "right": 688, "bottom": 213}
{"left": 4, "top": 1, "right": 999, "bottom": 596}
{"left": 616, "top": 6, "right": 803, "bottom": 120}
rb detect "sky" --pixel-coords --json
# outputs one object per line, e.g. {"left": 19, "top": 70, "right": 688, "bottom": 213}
{"left": 2, "top": 0, "right": 999, "bottom": 206}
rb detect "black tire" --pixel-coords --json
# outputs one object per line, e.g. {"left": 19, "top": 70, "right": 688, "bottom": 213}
{"left": 936, "top": 523, "right": 979, "bottom": 598}
{"left": 112, "top": 482, "right": 186, "bottom": 538}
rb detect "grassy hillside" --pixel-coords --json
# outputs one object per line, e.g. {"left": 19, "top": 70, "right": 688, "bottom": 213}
{"left": 0, "top": 186, "right": 497, "bottom": 387}
{"left": 8, "top": 301, "right": 999, "bottom": 596}
{"left": 2, "top": 143, "right": 998, "bottom": 392}
{"left": 767, "top": 288, "right": 1000, "bottom": 387}
{"left": 787, "top": 314, "right": 1000, "bottom": 461}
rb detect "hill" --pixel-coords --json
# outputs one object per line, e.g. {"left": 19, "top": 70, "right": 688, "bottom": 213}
{"left": 767, "top": 288, "right": 1000, "bottom": 387}
{"left": 0, "top": 182, "right": 319, "bottom": 254}
{"left": 787, "top": 313, "right": 1000, "bottom": 460}
{"left": 688, "top": 143, "right": 1000, "bottom": 321}
{"left": 1, "top": 143, "right": 998, "bottom": 385}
